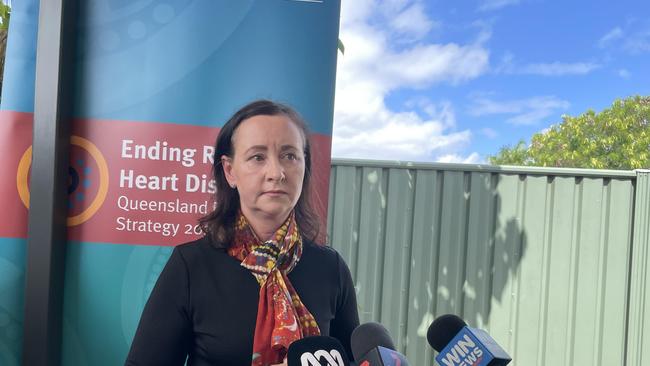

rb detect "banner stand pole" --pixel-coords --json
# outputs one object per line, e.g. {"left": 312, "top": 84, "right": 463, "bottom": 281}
{"left": 22, "top": 0, "right": 77, "bottom": 365}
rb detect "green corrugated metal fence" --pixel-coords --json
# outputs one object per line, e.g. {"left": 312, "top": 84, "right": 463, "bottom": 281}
{"left": 628, "top": 170, "right": 650, "bottom": 366}
{"left": 327, "top": 159, "right": 649, "bottom": 366}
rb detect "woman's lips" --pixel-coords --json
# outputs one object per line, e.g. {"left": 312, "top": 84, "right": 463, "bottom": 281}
{"left": 263, "top": 190, "right": 287, "bottom": 196}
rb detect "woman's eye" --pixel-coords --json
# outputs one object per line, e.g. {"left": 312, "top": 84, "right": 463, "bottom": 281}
{"left": 249, "top": 154, "right": 264, "bottom": 161}
{"left": 284, "top": 153, "right": 299, "bottom": 161}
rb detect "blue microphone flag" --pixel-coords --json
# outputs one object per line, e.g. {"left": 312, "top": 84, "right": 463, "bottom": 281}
{"left": 435, "top": 327, "right": 511, "bottom": 366}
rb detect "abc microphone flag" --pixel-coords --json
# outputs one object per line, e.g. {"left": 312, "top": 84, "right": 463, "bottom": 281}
{"left": 287, "top": 336, "right": 350, "bottom": 366}
{"left": 428, "top": 314, "right": 511, "bottom": 366}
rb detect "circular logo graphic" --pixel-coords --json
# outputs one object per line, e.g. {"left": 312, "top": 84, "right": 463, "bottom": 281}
{"left": 16, "top": 135, "right": 109, "bottom": 226}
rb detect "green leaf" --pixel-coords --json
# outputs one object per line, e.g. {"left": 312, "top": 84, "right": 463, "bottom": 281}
{"left": 489, "top": 96, "right": 650, "bottom": 169}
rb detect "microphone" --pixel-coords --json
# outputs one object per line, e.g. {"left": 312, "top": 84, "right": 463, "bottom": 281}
{"left": 350, "top": 322, "right": 410, "bottom": 366}
{"left": 427, "top": 314, "right": 512, "bottom": 366}
{"left": 287, "top": 336, "right": 350, "bottom": 366}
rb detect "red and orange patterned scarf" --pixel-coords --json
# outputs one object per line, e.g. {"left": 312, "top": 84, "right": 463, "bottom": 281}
{"left": 228, "top": 211, "right": 320, "bottom": 366}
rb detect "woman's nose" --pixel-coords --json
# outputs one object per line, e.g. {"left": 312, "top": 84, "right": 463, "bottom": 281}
{"left": 266, "top": 157, "right": 285, "bottom": 182}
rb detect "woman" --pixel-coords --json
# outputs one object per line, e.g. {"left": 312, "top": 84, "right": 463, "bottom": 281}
{"left": 125, "top": 100, "right": 360, "bottom": 366}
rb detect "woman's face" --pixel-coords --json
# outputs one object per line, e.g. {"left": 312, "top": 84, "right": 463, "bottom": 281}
{"left": 222, "top": 114, "right": 306, "bottom": 223}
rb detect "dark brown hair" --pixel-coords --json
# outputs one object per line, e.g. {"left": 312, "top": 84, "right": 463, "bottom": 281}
{"left": 199, "top": 99, "right": 321, "bottom": 247}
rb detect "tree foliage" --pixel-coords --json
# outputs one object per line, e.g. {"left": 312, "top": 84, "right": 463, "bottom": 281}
{"left": 489, "top": 96, "right": 650, "bottom": 169}
{"left": 0, "top": 3, "right": 9, "bottom": 31}
{"left": 0, "top": 2, "right": 9, "bottom": 101}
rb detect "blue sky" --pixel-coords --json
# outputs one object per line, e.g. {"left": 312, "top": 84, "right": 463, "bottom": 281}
{"left": 332, "top": 0, "right": 650, "bottom": 163}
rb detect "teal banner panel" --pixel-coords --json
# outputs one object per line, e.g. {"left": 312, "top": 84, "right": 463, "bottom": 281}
{"left": 61, "top": 242, "right": 172, "bottom": 366}
{"left": 0, "top": 0, "right": 341, "bottom": 364}
{"left": 0, "top": 238, "right": 25, "bottom": 366}
{"left": 0, "top": 0, "right": 39, "bottom": 363}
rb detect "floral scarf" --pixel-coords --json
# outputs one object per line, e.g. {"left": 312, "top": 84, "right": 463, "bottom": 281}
{"left": 228, "top": 211, "right": 320, "bottom": 365}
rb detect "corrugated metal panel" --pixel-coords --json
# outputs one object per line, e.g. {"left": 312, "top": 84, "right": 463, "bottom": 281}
{"left": 327, "top": 160, "right": 637, "bottom": 366}
{"left": 627, "top": 170, "right": 650, "bottom": 366}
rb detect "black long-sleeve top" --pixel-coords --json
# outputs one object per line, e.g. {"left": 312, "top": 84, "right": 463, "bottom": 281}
{"left": 125, "top": 236, "right": 360, "bottom": 366}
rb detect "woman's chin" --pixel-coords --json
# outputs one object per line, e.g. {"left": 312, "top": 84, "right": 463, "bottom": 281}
{"left": 249, "top": 204, "right": 293, "bottom": 221}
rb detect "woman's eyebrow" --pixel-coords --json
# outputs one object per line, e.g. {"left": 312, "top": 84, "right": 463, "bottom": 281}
{"left": 243, "top": 145, "right": 299, "bottom": 155}
{"left": 244, "top": 145, "right": 268, "bottom": 154}
{"left": 280, "top": 145, "right": 299, "bottom": 151}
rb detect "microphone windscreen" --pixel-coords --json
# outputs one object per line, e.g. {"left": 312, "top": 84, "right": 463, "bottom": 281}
{"left": 287, "top": 336, "right": 350, "bottom": 366}
{"left": 350, "top": 322, "right": 396, "bottom": 362}
{"left": 427, "top": 314, "right": 467, "bottom": 351}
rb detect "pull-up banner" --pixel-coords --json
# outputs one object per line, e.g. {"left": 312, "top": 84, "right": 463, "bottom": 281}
{"left": 0, "top": 1, "right": 341, "bottom": 364}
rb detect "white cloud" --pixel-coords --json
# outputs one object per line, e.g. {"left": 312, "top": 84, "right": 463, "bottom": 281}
{"left": 494, "top": 51, "right": 515, "bottom": 72}
{"left": 496, "top": 54, "right": 600, "bottom": 76}
{"left": 473, "top": 20, "right": 494, "bottom": 44}
{"left": 468, "top": 96, "right": 570, "bottom": 125}
{"left": 388, "top": 3, "right": 438, "bottom": 41}
{"left": 333, "top": 118, "right": 473, "bottom": 161}
{"left": 437, "top": 152, "right": 483, "bottom": 164}
{"left": 481, "top": 127, "right": 498, "bottom": 139}
{"left": 624, "top": 29, "right": 650, "bottom": 53}
{"left": 618, "top": 69, "right": 631, "bottom": 78}
{"left": 595, "top": 23, "right": 650, "bottom": 54}
{"left": 518, "top": 62, "right": 600, "bottom": 76}
{"left": 333, "top": 0, "right": 490, "bottom": 161}
{"left": 478, "top": 0, "right": 520, "bottom": 12}
{"left": 340, "top": 0, "right": 375, "bottom": 27}
{"left": 404, "top": 98, "right": 456, "bottom": 128}
{"left": 598, "top": 27, "right": 624, "bottom": 48}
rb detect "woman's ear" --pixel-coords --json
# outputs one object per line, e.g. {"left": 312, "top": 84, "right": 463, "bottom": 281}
{"left": 221, "top": 155, "right": 236, "bottom": 188}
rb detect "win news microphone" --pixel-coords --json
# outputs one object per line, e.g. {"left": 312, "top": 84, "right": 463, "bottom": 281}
{"left": 350, "top": 322, "right": 410, "bottom": 366}
{"left": 287, "top": 336, "right": 350, "bottom": 366}
{"left": 427, "top": 314, "right": 512, "bottom": 366}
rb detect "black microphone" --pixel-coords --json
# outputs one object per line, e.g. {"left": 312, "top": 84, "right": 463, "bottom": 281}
{"left": 287, "top": 336, "right": 350, "bottom": 366}
{"left": 350, "top": 322, "right": 410, "bottom": 366}
{"left": 427, "top": 314, "right": 512, "bottom": 366}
